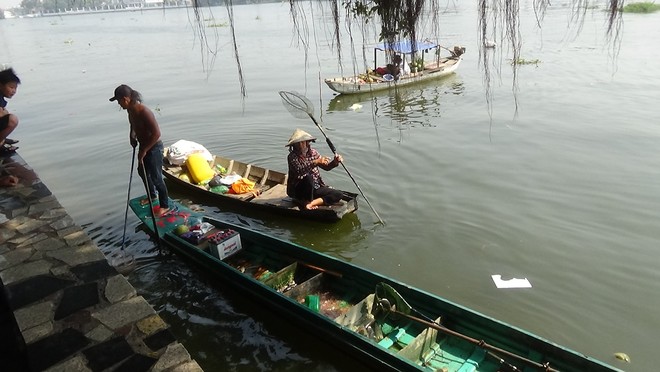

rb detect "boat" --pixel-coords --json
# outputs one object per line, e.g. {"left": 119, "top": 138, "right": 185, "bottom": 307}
{"left": 325, "top": 40, "right": 465, "bottom": 95}
{"left": 129, "top": 196, "right": 621, "bottom": 372}
{"left": 162, "top": 152, "right": 358, "bottom": 223}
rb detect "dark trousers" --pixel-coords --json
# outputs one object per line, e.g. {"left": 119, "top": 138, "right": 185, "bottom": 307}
{"left": 291, "top": 174, "right": 343, "bottom": 205}
{"left": 137, "top": 141, "right": 169, "bottom": 209}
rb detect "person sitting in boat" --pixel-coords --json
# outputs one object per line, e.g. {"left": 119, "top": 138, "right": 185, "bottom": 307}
{"left": 386, "top": 54, "right": 410, "bottom": 79}
{"left": 286, "top": 128, "right": 343, "bottom": 210}
{"left": 386, "top": 55, "right": 401, "bottom": 79}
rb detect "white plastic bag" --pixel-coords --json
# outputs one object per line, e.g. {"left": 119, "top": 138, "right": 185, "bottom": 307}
{"left": 166, "top": 140, "right": 213, "bottom": 165}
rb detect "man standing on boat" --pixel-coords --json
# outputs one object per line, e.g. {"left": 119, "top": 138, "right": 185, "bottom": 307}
{"left": 109, "top": 84, "right": 170, "bottom": 217}
{"left": 286, "top": 128, "right": 343, "bottom": 210}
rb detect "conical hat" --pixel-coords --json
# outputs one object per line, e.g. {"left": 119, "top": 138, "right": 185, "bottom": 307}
{"left": 285, "top": 128, "right": 316, "bottom": 147}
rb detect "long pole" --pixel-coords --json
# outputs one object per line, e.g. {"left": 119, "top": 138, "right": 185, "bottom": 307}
{"left": 278, "top": 91, "right": 384, "bottom": 224}
{"left": 379, "top": 300, "right": 559, "bottom": 372}
{"left": 141, "top": 161, "right": 161, "bottom": 249}
{"left": 307, "top": 113, "right": 385, "bottom": 225}
{"left": 121, "top": 147, "right": 136, "bottom": 251}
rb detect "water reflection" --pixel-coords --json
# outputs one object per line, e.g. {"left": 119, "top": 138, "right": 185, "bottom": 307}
{"left": 326, "top": 74, "right": 465, "bottom": 130}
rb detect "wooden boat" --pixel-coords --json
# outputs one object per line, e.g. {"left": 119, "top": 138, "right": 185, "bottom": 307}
{"left": 162, "top": 153, "right": 358, "bottom": 222}
{"left": 130, "top": 196, "right": 621, "bottom": 372}
{"left": 325, "top": 40, "right": 465, "bottom": 95}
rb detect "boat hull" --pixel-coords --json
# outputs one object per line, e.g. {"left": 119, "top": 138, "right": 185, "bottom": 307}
{"left": 163, "top": 154, "right": 358, "bottom": 222}
{"left": 325, "top": 58, "right": 461, "bottom": 95}
{"left": 130, "top": 197, "right": 621, "bottom": 372}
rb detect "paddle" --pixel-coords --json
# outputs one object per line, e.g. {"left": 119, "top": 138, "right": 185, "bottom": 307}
{"left": 278, "top": 91, "right": 385, "bottom": 225}
{"left": 141, "top": 161, "right": 162, "bottom": 250}
{"left": 114, "top": 147, "right": 137, "bottom": 274}
{"left": 374, "top": 283, "right": 560, "bottom": 372}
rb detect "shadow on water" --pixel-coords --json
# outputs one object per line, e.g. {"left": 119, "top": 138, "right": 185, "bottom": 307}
{"left": 128, "top": 254, "right": 378, "bottom": 372}
{"left": 162, "top": 182, "right": 373, "bottom": 261}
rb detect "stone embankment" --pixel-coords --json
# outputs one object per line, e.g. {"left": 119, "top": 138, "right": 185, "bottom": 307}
{"left": 0, "top": 153, "right": 202, "bottom": 371}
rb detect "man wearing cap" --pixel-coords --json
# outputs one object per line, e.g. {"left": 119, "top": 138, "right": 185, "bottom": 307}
{"left": 110, "top": 84, "right": 170, "bottom": 217}
{"left": 286, "top": 128, "right": 343, "bottom": 210}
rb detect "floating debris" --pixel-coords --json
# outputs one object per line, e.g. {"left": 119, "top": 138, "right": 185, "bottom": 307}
{"left": 614, "top": 352, "right": 630, "bottom": 363}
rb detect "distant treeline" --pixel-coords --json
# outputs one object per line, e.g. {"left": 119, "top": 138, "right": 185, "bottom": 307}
{"left": 5, "top": 0, "right": 277, "bottom": 14}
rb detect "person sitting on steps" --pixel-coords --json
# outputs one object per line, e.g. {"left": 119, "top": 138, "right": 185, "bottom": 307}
{"left": 0, "top": 68, "right": 21, "bottom": 155}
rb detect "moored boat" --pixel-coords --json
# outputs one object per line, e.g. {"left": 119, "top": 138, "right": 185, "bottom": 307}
{"left": 162, "top": 150, "right": 358, "bottom": 223}
{"left": 325, "top": 40, "right": 465, "bottom": 95}
{"left": 130, "top": 197, "right": 621, "bottom": 372}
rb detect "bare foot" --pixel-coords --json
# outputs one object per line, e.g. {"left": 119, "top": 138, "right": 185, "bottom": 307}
{"left": 155, "top": 208, "right": 171, "bottom": 217}
{"left": 304, "top": 198, "right": 324, "bottom": 210}
{"left": 0, "top": 175, "right": 19, "bottom": 187}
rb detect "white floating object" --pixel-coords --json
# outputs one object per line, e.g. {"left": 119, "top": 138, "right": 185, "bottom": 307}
{"left": 349, "top": 103, "right": 362, "bottom": 111}
{"left": 484, "top": 39, "right": 496, "bottom": 48}
{"left": 491, "top": 274, "right": 531, "bottom": 289}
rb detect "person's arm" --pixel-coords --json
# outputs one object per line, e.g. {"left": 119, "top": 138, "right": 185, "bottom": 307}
{"left": 129, "top": 127, "right": 137, "bottom": 148}
{"left": 317, "top": 153, "right": 342, "bottom": 171}
{"left": 136, "top": 109, "right": 161, "bottom": 162}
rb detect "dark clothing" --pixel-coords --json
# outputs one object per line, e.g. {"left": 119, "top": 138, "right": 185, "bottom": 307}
{"left": 137, "top": 140, "right": 169, "bottom": 209}
{"left": 287, "top": 147, "right": 342, "bottom": 205}
{"left": 289, "top": 173, "right": 343, "bottom": 205}
{"left": 1, "top": 97, "right": 9, "bottom": 130}
{"left": 288, "top": 147, "right": 325, "bottom": 189}
{"left": 0, "top": 115, "right": 8, "bottom": 131}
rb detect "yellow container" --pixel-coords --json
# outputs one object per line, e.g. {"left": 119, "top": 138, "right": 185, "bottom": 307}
{"left": 185, "top": 153, "right": 215, "bottom": 184}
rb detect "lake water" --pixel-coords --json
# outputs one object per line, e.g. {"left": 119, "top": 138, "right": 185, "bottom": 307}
{"left": 2, "top": 2, "right": 658, "bottom": 371}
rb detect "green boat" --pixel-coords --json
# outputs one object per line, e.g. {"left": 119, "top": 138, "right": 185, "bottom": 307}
{"left": 130, "top": 196, "right": 621, "bottom": 372}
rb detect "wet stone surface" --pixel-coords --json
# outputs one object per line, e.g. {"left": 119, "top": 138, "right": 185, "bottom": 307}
{"left": 0, "top": 154, "right": 202, "bottom": 371}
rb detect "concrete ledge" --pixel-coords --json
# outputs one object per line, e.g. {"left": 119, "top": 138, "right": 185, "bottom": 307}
{"left": 1, "top": 153, "right": 202, "bottom": 371}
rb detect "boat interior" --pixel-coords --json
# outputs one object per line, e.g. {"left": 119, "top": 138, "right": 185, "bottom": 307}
{"left": 183, "top": 218, "right": 499, "bottom": 371}
{"left": 165, "top": 155, "right": 355, "bottom": 212}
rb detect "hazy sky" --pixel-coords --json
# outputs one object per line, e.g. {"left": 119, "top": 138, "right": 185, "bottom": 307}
{"left": 1, "top": 0, "right": 21, "bottom": 10}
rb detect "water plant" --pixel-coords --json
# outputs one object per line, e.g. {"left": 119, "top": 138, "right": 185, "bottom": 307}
{"left": 512, "top": 58, "right": 541, "bottom": 66}
{"left": 622, "top": 2, "right": 660, "bottom": 12}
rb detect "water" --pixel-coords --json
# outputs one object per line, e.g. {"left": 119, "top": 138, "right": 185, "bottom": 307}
{"left": 2, "top": 3, "right": 658, "bottom": 371}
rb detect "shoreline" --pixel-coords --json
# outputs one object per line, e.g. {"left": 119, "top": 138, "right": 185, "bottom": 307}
{"left": 0, "top": 152, "right": 203, "bottom": 371}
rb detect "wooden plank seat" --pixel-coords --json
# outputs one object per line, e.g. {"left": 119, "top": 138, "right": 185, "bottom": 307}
{"left": 251, "top": 184, "right": 296, "bottom": 207}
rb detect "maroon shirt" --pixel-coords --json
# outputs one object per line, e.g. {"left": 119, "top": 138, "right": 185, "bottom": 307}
{"left": 287, "top": 147, "right": 326, "bottom": 189}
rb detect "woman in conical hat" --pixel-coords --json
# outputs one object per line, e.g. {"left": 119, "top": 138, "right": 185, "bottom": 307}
{"left": 286, "top": 128, "right": 343, "bottom": 210}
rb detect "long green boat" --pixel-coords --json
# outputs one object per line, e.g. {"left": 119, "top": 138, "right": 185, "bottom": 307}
{"left": 129, "top": 196, "right": 621, "bottom": 372}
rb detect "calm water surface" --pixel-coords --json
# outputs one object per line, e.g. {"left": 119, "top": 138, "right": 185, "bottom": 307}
{"left": 2, "top": 3, "right": 658, "bottom": 371}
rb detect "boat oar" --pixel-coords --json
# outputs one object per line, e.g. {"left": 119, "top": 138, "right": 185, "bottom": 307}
{"left": 278, "top": 90, "right": 385, "bottom": 225}
{"left": 115, "top": 147, "right": 137, "bottom": 274}
{"left": 376, "top": 298, "right": 560, "bottom": 372}
{"left": 140, "top": 161, "right": 162, "bottom": 250}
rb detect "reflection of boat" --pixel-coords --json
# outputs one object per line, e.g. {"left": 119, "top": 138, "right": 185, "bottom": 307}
{"left": 130, "top": 197, "right": 621, "bottom": 372}
{"left": 326, "top": 73, "right": 462, "bottom": 112}
{"left": 163, "top": 153, "right": 358, "bottom": 223}
{"left": 325, "top": 40, "right": 465, "bottom": 95}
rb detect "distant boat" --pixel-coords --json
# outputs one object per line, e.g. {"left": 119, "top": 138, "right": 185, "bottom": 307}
{"left": 325, "top": 40, "right": 465, "bottom": 95}
{"left": 130, "top": 196, "right": 622, "bottom": 372}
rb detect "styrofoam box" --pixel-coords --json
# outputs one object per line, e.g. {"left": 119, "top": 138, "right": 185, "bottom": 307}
{"left": 208, "top": 230, "right": 242, "bottom": 260}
